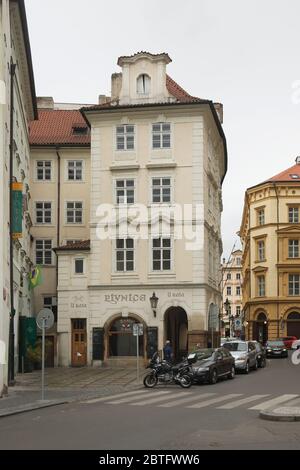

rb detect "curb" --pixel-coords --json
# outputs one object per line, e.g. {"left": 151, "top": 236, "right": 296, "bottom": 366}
{"left": 260, "top": 407, "right": 300, "bottom": 422}
{"left": 0, "top": 399, "right": 68, "bottom": 418}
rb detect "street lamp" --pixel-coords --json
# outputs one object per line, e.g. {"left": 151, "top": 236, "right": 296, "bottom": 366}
{"left": 150, "top": 292, "right": 159, "bottom": 318}
{"left": 224, "top": 298, "right": 234, "bottom": 337}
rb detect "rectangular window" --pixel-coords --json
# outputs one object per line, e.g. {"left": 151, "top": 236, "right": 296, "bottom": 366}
{"left": 258, "top": 275, "right": 265, "bottom": 297}
{"left": 288, "top": 240, "right": 299, "bottom": 258}
{"left": 236, "top": 286, "right": 241, "bottom": 296}
{"left": 289, "top": 274, "right": 300, "bottom": 295}
{"left": 152, "top": 237, "right": 171, "bottom": 271}
{"left": 75, "top": 259, "right": 84, "bottom": 275}
{"left": 226, "top": 273, "right": 231, "bottom": 280}
{"left": 236, "top": 273, "right": 241, "bottom": 280}
{"left": 257, "top": 240, "right": 265, "bottom": 261}
{"left": 36, "top": 161, "right": 51, "bottom": 181}
{"left": 115, "top": 179, "right": 135, "bottom": 204}
{"left": 152, "top": 177, "right": 171, "bottom": 203}
{"left": 35, "top": 202, "right": 52, "bottom": 224}
{"left": 152, "top": 123, "right": 171, "bottom": 149}
{"left": 68, "top": 160, "right": 83, "bottom": 181}
{"left": 36, "top": 240, "right": 52, "bottom": 265}
{"left": 289, "top": 207, "right": 299, "bottom": 223}
{"left": 66, "top": 202, "right": 83, "bottom": 224}
{"left": 236, "top": 306, "right": 241, "bottom": 316}
{"left": 116, "top": 238, "right": 134, "bottom": 272}
{"left": 116, "top": 125, "right": 135, "bottom": 151}
{"left": 227, "top": 286, "right": 232, "bottom": 296}
{"left": 236, "top": 257, "right": 241, "bottom": 266}
{"left": 257, "top": 209, "right": 265, "bottom": 226}
{"left": 43, "top": 296, "right": 57, "bottom": 322}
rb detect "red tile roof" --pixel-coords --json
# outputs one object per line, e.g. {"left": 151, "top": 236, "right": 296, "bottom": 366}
{"left": 54, "top": 240, "right": 90, "bottom": 252}
{"left": 265, "top": 163, "right": 300, "bottom": 183}
{"left": 29, "top": 110, "right": 91, "bottom": 146}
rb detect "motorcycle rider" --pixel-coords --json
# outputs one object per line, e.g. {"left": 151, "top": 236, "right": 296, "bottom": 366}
{"left": 163, "top": 340, "right": 173, "bottom": 362}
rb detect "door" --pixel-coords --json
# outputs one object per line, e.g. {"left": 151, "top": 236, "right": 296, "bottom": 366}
{"left": 45, "top": 336, "right": 55, "bottom": 368}
{"left": 72, "top": 319, "right": 87, "bottom": 367}
{"left": 215, "top": 351, "right": 225, "bottom": 376}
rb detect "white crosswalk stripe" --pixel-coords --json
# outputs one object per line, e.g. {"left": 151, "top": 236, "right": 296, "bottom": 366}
{"left": 83, "top": 390, "right": 150, "bottom": 404}
{"left": 217, "top": 394, "right": 270, "bottom": 409}
{"left": 108, "top": 391, "right": 169, "bottom": 404}
{"left": 186, "top": 393, "right": 243, "bottom": 409}
{"left": 159, "top": 392, "right": 217, "bottom": 408}
{"left": 129, "top": 391, "right": 190, "bottom": 406}
{"left": 249, "top": 394, "right": 299, "bottom": 410}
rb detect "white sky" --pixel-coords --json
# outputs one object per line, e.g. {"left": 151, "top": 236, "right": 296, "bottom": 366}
{"left": 25, "top": 0, "right": 300, "bottom": 258}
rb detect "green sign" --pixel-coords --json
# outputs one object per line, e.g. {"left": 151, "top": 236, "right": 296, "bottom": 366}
{"left": 12, "top": 182, "right": 23, "bottom": 239}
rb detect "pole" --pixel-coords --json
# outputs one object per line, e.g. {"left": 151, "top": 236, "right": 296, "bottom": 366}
{"left": 136, "top": 332, "right": 139, "bottom": 383}
{"left": 42, "top": 318, "right": 45, "bottom": 401}
{"left": 212, "top": 326, "right": 214, "bottom": 348}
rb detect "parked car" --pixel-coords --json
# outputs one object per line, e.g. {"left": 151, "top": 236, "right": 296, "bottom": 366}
{"left": 220, "top": 337, "right": 236, "bottom": 346}
{"left": 223, "top": 340, "right": 257, "bottom": 373}
{"left": 278, "top": 336, "right": 298, "bottom": 349}
{"left": 266, "top": 340, "right": 288, "bottom": 358}
{"left": 188, "top": 348, "right": 235, "bottom": 385}
{"left": 291, "top": 339, "right": 300, "bottom": 350}
{"left": 252, "top": 340, "right": 267, "bottom": 368}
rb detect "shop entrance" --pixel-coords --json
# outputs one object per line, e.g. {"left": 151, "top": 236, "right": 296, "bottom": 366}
{"left": 108, "top": 317, "right": 144, "bottom": 357}
{"left": 253, "top": 312, "right": 268, "bottom": 344}
{"left": 164, "top": 307, "right": 188, "bottom": 361}
{"left": 287, "top": 312, "right": 300, "bottom": 338}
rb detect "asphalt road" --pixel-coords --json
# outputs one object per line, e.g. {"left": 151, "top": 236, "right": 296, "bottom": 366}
{"left": 1, "top": 354, "right": 300, "bottom": 450}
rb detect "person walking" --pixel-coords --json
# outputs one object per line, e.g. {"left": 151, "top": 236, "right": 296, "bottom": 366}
{"left": 163, "top": 340, "right": 173, "bottom": 362}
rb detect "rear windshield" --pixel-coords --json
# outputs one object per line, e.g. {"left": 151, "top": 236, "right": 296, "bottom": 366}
{"left": 267, "top": 341, "right": 284, "bottom": 347}
{"left": 223, "top": 342, "right": 247, "bottom": 352}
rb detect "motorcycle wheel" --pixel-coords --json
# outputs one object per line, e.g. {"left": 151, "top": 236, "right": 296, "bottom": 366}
{"left": 143, "top": 374, "right": 158, "bottom": 388}
{"left": 178, "top": 374, "right": 192, "bottom": 388}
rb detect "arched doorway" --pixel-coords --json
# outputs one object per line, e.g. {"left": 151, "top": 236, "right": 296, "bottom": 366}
{"left": 253, "top": 312, "right": 268, "bottom": 344}
{"left": 164, "top": 307, "right": 188, "bottom": 361}
{"left": 287, "top": 312, "right": 300, "bottom": 339}
{"left": 108, "top": 317, "right": 144, "bottom": 358}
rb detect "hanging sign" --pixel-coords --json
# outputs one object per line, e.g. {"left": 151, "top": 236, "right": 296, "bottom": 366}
{"left": 12, "top": 182, "right": 23, "bottom": 239}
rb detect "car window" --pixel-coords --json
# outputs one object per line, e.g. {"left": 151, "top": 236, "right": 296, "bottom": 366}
{"left": 223, "top": 342, "right": 247, "bottom": 352}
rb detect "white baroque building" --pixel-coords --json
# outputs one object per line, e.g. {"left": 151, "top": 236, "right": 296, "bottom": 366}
{"left": 55, "top": 52, "right": 227, "bottom": 367}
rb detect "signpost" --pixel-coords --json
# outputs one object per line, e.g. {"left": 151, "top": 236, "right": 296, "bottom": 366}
{"left": 133, "top": 323, "right": 143, "bottom": 383}
{"left": 36, "top": 308, "right": 54, "bottom": 401}
{"left": 208, "top": 305, "right": 219, "bottom": 348}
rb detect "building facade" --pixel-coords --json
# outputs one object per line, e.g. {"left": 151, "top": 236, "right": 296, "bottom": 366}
{"left": 221, "top": 249, "right": 243, "bottom": 337}
{"left": 240, "top": 160, "right": 300, "bottom": 343}
{"left": 29, "top": 98, "right": 91, "bottom": 366}
{"left": 55, "top": 52, "right": 228, "bottom": 367}
{"left": 0, "top": 0, "right": 37, "bottom": 395}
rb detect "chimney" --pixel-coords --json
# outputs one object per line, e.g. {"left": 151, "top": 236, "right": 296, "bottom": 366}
{"left": 213, "top": 103, "right": 223, "bottom": 124}
{"left": 98, "top": 95, "right": 109, "bottom": 105}
{"left": 37, "top": 97, "right": 54, "bottom": 109}
{"left": 111, "top": 73, "right": 122, "bottom": 101}
{"left": 295, "top": 156, "right": 300, "bottom": 165}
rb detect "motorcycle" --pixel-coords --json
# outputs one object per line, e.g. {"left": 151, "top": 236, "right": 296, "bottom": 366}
{"left": 143, "top": 352, "right": 193, "bottom": 388}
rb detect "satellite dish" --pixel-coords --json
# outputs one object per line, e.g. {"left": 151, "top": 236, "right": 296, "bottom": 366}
{"left": 36, "top": 308, "right": 54, "bottom": 330}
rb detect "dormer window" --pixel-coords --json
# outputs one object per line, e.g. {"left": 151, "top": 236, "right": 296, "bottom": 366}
{"left": 137, "top": 74, "right": 151, "bottom": 95}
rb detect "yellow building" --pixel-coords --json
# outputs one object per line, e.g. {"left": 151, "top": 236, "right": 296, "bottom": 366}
{"left": 240, "top": 159, "right": 300, "bottom": 343}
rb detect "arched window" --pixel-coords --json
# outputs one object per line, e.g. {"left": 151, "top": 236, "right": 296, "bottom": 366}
{"left": 287, "top": 312, "right": 300, "bottom": 320}
{"left": 137, "top": 74, "right": 151, "bottom": 95}
{"left": 257, "top": 312, "right": 267, "bottom": 322}
{"left": 109, "top": 317, "right": 143, "bottom": 357}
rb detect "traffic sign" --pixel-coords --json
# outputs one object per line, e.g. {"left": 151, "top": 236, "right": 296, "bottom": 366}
{"left": 234, "top": 318, "right": 242, "bottom": 331}
{"left": 133, "top": 323, "right": 143, "bottom": 336}
{"left": 36, "top": 308, "right": 54, "bottom": 330}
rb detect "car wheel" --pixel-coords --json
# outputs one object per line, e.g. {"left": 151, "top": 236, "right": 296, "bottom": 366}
{"left": 253, "top": 359, "right": 258, "bottom": 370}
{"left": 228, "top": 365, "right": 235, "bottom": 380}
{"left": 209, "top": 368, "right": 218, "bottom": 385}
{"left": 260, "top": 358, "right": 266, "bottom": 368}
{"left": 244, "top": 362, "right": 249, "bottom": 374}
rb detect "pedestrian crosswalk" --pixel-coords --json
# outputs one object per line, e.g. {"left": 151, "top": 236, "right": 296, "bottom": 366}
{"left": 82, "top": 390, "right": 299, "bottom": 412}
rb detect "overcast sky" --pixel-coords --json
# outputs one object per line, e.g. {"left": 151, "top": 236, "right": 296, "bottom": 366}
{"left": 25, "top": 0, "right": 300, "bottom": 258}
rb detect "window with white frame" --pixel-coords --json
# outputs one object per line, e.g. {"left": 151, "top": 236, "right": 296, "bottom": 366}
{"left": 227, "top": 286, "right": 232, "bottom": 296}
{"left": 226, "top": 273, "right": 232, "bottom": 280}
{"left": 116, "top": 125, "right": 135, "bottom": 151}
{"left": 152, "top": 123, "right": 171, "bottom": 149}
{"left": 236, "top": 306, "right": 241, "bottom": 316}
{"left": 258, "top": 275, "right": 265, "bottom": 297}
{"left": 43, "top": 296, "right": 57, "bottom": 322}
{"left": 36, "top": 240, "right": 52, "bottom": 265}
{"left": 236, "top": 257, "right": 241, "bottom": 266}
{"left": 289, "top": 274, "right": 300, "bottom": 295}
{"left": 115, "top": 179, "right": 135, "bottom": 204}
{"left": 137, "top": 74, "right": 151, "bottom": 94}
{"left": 152, "top": 177, "right": 171, "bottom": 203}
{"left": 236, "top": 286, "right": 241, "bottom": 296}
{"left": 236, "top": 273, "right": 241, "bottom": 280}
{"left": 257, "top": 240, "right": 265, "bottom": 261}
{"left": 152, "top": 238, "right": 171, "bottom": 271}
{"left": 35, "top": 202, "right": 52, "bottom": 224}
{"left": 66, "top": 202, "right": 83, "bottom": 224}
{"left": 257, "top": 208, "right": 265, "bottom": 226}
{"left": 289, "top": 207, "right": 299, "bottom": 223}
{"left": 36, "top": 161, "right": 52, "bottom": 181}
{"left": 68, "top": 160, "right": 83, "bottom": 181}
{"left": 74, "top": 258, "right": 84, "bottom": 275}
{"left": 288, "top": 239, "right": 299, "bottom": 258}
{"left": 116, "top": 238, "right": 134, "bottom": 272}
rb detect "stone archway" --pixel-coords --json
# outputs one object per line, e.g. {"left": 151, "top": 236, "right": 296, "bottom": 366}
{"left": 287, "top": 312, "right": 300, "bottom": 339}
{"left": 164, "top": 307, "right": 188, "bottom": 361}
{"left": 253, "top": 312, "right": 268, "bottom": 344}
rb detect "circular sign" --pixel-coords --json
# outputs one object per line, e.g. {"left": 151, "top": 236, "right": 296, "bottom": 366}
{"left": 36, "top": 308, "right": 55, "bottom": 330}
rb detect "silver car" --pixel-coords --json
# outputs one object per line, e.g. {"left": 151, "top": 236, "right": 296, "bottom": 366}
{"left": 223, "top": 341, "right": 257, "bottom": 374}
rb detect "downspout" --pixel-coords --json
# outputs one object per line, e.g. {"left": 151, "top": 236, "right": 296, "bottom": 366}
{"left": 55, "top": 148, "right": 61, "bottom": 288}
{"left": 247, "top": 194, "right": 251, "bottom": 340}
{"left": 273, "top": 183, "right": 280, "bottom": 337}
{"left": 8, "top": 61, "right": 16, "bottom": 386}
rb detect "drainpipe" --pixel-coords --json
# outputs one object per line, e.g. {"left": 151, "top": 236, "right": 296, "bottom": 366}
{"left": 247, "top": 194, "right": 251, "bottom": 340}
{"left": 273, "top": 183, "right": 280, "bottom": 337}
{"left": 56, "top": 148, "right": 61, "bottom": 289}
{"left": 8, "top": 61, "right": 16, "bottom": 386}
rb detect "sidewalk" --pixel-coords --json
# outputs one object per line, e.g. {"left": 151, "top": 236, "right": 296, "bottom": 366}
{"left": 0, "top": 367, "right": 144, "bottom": 417}
{"left": 260, "top": 397, "right": 300, "bottom": 422}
